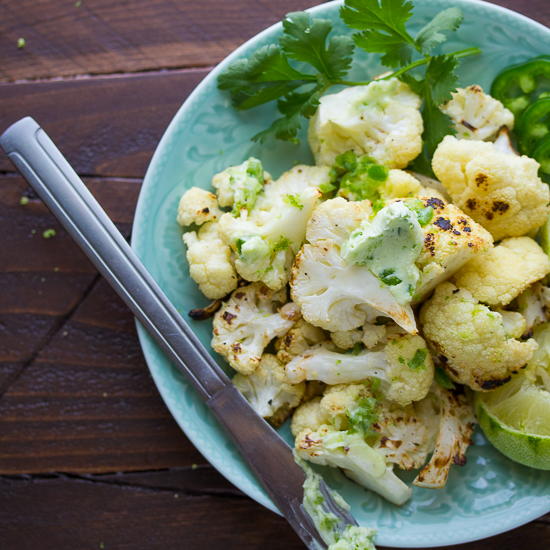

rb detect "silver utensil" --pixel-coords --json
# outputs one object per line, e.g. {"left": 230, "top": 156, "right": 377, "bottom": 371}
{"left": 0, "top": 117, "right": 359, "bottom": 549}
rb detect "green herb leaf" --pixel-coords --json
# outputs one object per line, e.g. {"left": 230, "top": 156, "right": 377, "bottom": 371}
{"left": 284, "top": 193, "right": 304, "bottom": 209}
{"left": 435, "top": 366, "right": 456, "bottom": 389}
{"left": 407, "top": 348, "right": 427, "bottom": 370}
{"left": 416, "top": 8, "right": 463, "bottom": 54}
{"left": 272, "top": 236, "right": 292, "bottom": 252}
{"left": 341, "top": 0, "right": 416, "bottom": 67}
{"left": 348, "top": 396, "right": 378, "bottom": 435}
{"left": 281, "top": 12, "right": 354, "bottom": 80}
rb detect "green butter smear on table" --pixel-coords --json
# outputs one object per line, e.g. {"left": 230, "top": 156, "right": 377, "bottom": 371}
{"left": 342, "top": 202, "right": 423, "bottom": 304}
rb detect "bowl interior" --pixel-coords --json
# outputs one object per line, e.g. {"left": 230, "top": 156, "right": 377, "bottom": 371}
{"left": 132, "top": 1, "right": 550, "bottom": 546}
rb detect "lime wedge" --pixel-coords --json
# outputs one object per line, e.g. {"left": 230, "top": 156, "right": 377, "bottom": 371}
{"left": 475, "top": 376, "right": 550, "bottom": 470}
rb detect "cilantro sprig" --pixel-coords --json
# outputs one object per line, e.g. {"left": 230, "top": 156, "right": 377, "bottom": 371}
{"left": 217, "top": 0, "right": 482, "bottom": 168}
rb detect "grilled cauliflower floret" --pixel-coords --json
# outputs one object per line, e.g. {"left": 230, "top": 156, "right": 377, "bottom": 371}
{"left": 218, "top": 165, "right": 328, "bottom": 290}
{"left": 292, "top": 199, "right": 417, "bottom": 333}
{"left": 212, "top": 283, "right": 295, "bottom": 374}
{"left": 499, "top": 310, "right": 527, "bottom": 339}
{"left": 309, "top": 79, "right": 422, "bottom": 168}
{"left": 182, "top": 222, "right": 238, "bottom": 299}
{"left": 414, "top": 196, "right": 493, "bottom": 302}
{"left": 453, "top": 237, "right": 550, "bottom": 307}
{"left": 432, "top": 136, "right": 550, "bottom": 240}
{"left": 330, "top": 329, "right": 363, "bottom": 351}
{"left": 420, "top": 282, "right": 538, "bottom": 391}
{"left": 275, "top": 319, "right": 327, "bottom": 364}
{"left": 232, "top": 354, "right": 305, "bottom": 427}
{"left": 211, "top": 157, "right": 268, "bottom": 211}
{"left": 413, "top": 385, "right": 475, "bottom": 488}
{"left": 292, "top": 396, "right": 412, "bottom": 505}
{"left": 514, "top": 282, "right": 550, "bottom": 334}
{"left": 177, "top": 187, "right": 222, "bottom": 226}
{"left": 286, "top": 333, "right": 434, "bottom": 406}
{"left": 440, "top": 85, "right": 515, "bottom": 141}
{"left": 383, "top": 169, "right": 423, "bottom": 199}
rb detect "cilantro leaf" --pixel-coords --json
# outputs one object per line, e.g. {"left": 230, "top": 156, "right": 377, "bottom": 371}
{"left": 218, "top": 44, "right": 312, "bottom": 110}
{"left": 281, "top": 12, "right": 354, "bottom": 80}
{"left": 416, "top": 8, "right": 464, "bottom": 55}
{"left": 341, "top": 0, "right": 416, "bottom": 67}
{"left": 425, "top": 54, "right": 458, "bottom": 105}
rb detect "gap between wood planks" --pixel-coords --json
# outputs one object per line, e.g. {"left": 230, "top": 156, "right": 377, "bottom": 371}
{"left": 0, "top": 65, "right": 215, "bottom": 86}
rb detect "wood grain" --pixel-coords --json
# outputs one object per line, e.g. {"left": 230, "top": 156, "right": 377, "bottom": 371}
{"left": 0, "top": 0, "right": 320, "bottom": 82}
{"left": 0, "top": 69, "right": 208, "bottom": 177}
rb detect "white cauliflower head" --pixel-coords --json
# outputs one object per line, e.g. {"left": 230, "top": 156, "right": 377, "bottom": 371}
{"left": 420, "top": 282, "right": 538, "bottom": 391}
{"left": 177, "top": 187, "right": 222, "bottom": 227}
{"left": 285, "top": 333, "right": 434, "bottom": 406}
{"left": 308, "top": 78, "right": 423, "bottom": 168}
{"left": 211, "top": 157, "right": 269, "bottom": 211}
{"left": 232, "top": 354, "right": 305, "bottom": 427}
{"left": 453, "top": 237, "right": 550, "bottom": 307}
{"left": 211, "top": 283, "right": 296, "bottom": 374}
{"left": 413, "top": 385, "right": 475, "bottom": 489}
{"left": 432, "top": 136, "right": 550, "bottom": 240}
{"left": 413, "top": 195, "right": 494, "bottom": 302}
{"left": 291, "top": 198, "right": 417, "bottom": 333}
{"left": 182, "top": 222, "right": 238, "bottom": 299}
{"left": 440, "top": 84, "right": 515, "bottom": 141}
{"left": 514, "top": 282, "right": 550, "bottom": 334}
{"left": 275, "top": 319, "right": 327, "bottom": 364}
{"left": 217, "top": 165, "right": 328, "bottom": 290}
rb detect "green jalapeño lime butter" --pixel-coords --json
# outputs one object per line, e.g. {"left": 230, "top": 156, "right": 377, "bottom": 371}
{"left": 342, "top": 202, "right": 423, "bottom": 304}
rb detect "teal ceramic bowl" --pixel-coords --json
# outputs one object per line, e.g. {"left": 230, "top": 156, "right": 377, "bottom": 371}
{"left": 132, "top": 0, "right": 550, "bottom": 546}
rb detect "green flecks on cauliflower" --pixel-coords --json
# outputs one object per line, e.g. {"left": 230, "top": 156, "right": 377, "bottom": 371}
{"left": 285, "top": 333, "right": 434, "bottom": 406}
{"left": 182, "top": 222, "right": 238, "bottom": 299}
{"left": 291, "top": 241, "right": 416, "bottom": 333}
{"left": 291, "top": 199, "right": 417, "bottom": 333}
{"left": 218, "top": 165, "right": 328, "bottom": 290}
{"left": 177, "top": 187, "right": 222, "bottom": 226}
{"left": 432, "top": 136, "right": 550, "bottom": 240}
{"left": 232, "top": 354, "right": 305, "bottom": 427}
{"left": 414, "top": 195, "right": 494, "bottom": 302}
{"left": 413, "top": 385, "right": 475, "bottom": 489}
{"left": 211, "top": 157, "right": 268, "bottom": 213}
{"left": 420, "top": 282, "right": 538, "bottom": 392}
{"left": 453, "top": 237, "right": 550, "bottom": 307}
{"left": 308, "top": 78, "right": 423, "bottom": 168}
{"left": 440, "top": 85, "right": 515, "bottom": 141}
{"left": 211, "top": 283, "right": 297, "bottom": 375}
{"left": 275, "top": 319, "right": 327, "bottom": 364}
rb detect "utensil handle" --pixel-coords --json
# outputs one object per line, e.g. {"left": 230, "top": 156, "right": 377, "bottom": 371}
{"left": 0, "top": 117, "right": 228, "bottom": 401}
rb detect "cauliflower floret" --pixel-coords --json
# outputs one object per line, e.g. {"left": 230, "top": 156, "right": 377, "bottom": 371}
{"left": 440, "top": 85, "right": 515, "bottom": 141}
{"left": 383, "top": 169, "right": 423, "bottom": 199}
{"left": 453, "top": 237, "right": 550, "bottom": 307}
{"left": 177, "top": 187, "right": 222, "bottom": 226}
{"left": 286, "top": 333, "right": 434, "bottom": 406}
{"left": 514, "top": 282, "right": 550, "bottom": 334}
{"left": 432, "top": 136, "right": 550, "bottom": 240}
{"left": 292, "top": 198, "right": 417, "bottom": 333}
{"left": 499, "top": 310, "right": 527, "bottom": 339}
{"left": 291, "top": 397, "right": 330, "bottom": 436}
{"left": 232, "top": 354, "right": 305, "bottom": 427}
{"left": 211, "top": 157, "right": 269, "bottom": 211}
{"left": 309, "top": 78, "right": 423, "bottom": 168}
{"left": 306, "top": 197, "right": 373, "bottom": 247}
{"left": 182, "top": 222, "right": 238, "bottom": 299}
{"left": 413, "top": 385, "right": 475, "bottom": 488}
{"left": 275, "top": 319, "right": 327, "bottom": 364}
{"left": 330, "top": 329, "right": 363, "bottom": 350}
{"left": 291, "top": 241, "right": 416, "bottom": 333}
{"left": 211, "top": 283, "right": 295, "bottom": 374}
{"left": 420, "top": 282, "right": 538, "bottom": 391}
{"left": 218, "top": 165, "right": 328, "bottom": 290}
{"left": 414, "top": 195, "right": 493, "bottom": 301}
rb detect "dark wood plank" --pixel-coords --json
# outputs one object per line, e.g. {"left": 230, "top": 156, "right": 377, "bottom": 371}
{"left": 0, "top": 278, "right": 203, "bottom": 473}
{"left": 0, "top": 0, "right": 321, "bottom": 81}
{"left": 0, "top": 472, "right": 547, "bottom": 550}
{"left": 0, "top": 70, "right": 208, "bottom": 177}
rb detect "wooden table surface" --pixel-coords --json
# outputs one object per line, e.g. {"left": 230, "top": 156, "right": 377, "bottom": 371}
{"left": 0, "top": 1, "right": 549, "bottom": 548}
